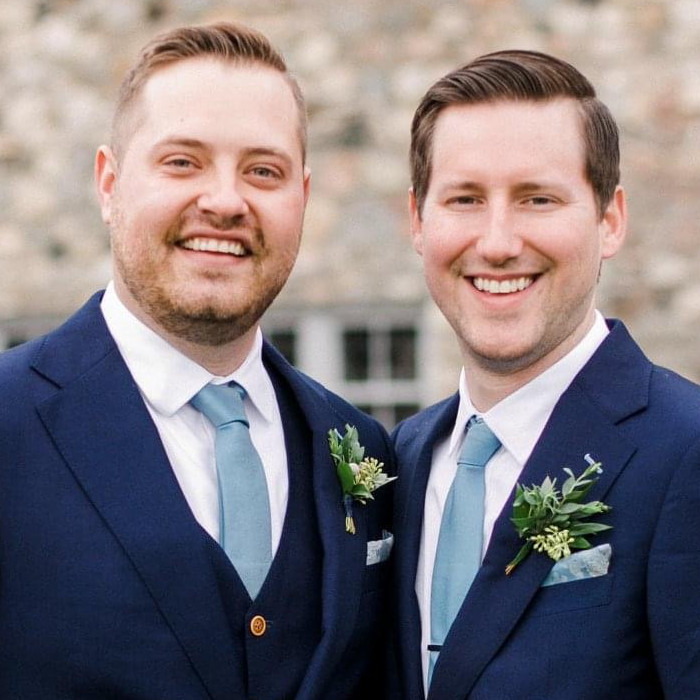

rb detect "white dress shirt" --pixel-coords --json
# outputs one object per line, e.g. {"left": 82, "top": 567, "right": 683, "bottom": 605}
{"left": 100, "top": 282, "right": 288, "bottom": 554}
{"left": 417, "top": 312, "right": 609, "bottom": 690}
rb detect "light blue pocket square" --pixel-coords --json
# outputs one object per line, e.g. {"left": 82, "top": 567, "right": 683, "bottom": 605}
{"left": 541, "top": 543, "right": 611, "bottom": 587}
{"left": 366, "top": 530, "right": 394, "bottom": 566}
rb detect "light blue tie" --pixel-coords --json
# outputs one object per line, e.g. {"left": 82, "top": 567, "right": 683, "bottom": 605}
{"left": 191, "top": 382, "right": 272, "bottom": 599}
{"left": 428, "top": 416, "right": 501, "bottom": 685}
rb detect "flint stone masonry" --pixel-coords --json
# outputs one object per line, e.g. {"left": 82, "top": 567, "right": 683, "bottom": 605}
{"left": 1, "top": 0, "right": 700, "bottom": 393}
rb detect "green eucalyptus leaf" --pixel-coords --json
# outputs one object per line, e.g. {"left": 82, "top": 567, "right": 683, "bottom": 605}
{"left": 511, "top": 516, "right": 534, "bottom": 534}
{"left": 523, "top": 490, "right": 540, "bottom": 506}
{"left": 512, "top": 485, "right": 526, "bottom": 507}
{"left": 561, "top": 474, "right": 576, "bottom": 497}
{"left": 569, "top": 522, "right": 612, "bottom": 536}
{"left": 559, "top": 502, "right": 584, "bottom": 514}
{"left": 540, "top": 476, "right": 555, "bottom": 495}
{"left": 351, "top": 484, "right": 373, "bottom": 500}
{"left": 574, "top": 480, "right": 595, "bottom": 500}
{"left": 505, "top": 459, "right": 612, "bottom": 575}
{"left": 336, "top": 462, "right": 355, "bottom": 494}
{"left": 511, "top": 501, "right": 531, "bottom": 519}
{"left": 576, "top": 503, "right": 604, "bottom": 517}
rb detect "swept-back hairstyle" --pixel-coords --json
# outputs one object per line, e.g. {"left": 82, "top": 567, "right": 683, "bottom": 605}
{"left": 410, "top": 50, "right": 619, "bottom": 218}
{"left": 111, "top": 22, "right": 307, "bottom": 161}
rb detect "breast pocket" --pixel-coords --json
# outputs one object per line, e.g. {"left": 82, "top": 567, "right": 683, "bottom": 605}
{"left": 529, "top": 573, "right": 614, "bottom": 617}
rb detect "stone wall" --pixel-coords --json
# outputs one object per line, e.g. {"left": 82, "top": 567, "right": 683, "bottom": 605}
{"left": 2, "top": 0, "right": 700, "bottom": 382}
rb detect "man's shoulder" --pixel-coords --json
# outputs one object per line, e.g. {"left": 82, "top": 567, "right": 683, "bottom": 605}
{"left": 0, "top": 292, "right": 109, "bottom": 394}
{"left": 262, "top": 339, "right": 389, "bottom": 438}
{"left": 647, "top": 363, "right": 700, "bottom": 430}
{"left": 589, "top": 319, "right": 700, "bottom": 426}
{"left": 0, "top": 334, "right": 45, "bottom": 380}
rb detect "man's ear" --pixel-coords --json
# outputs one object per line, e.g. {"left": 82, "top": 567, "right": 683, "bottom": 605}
{"left": 408, "top": 187, "right": 424, "bottom": 256}
{"left": 95, "top": 146, "right": 118, "bottom": 225}
{"left": 302, "top": 166, "right": 311, "bottom": 206}
{"left": 600, "top": 185, "right": 628, "bottom": 260}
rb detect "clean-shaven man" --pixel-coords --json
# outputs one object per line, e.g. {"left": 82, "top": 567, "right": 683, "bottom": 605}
{"left": 392, "top": 50, "right": 700, "bottom": 699}
{"left": 0, "top": 22, "right": 393, "bottom": 699}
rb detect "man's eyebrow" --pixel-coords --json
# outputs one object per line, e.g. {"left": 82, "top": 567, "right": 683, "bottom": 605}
{"left": 512, "top": 181, "right": 570, "bottom": 195}
{"left": 437, "top": 180, "right": 485, "bottom": 192}
{"left": 151, "top": 140, "right": 295, "bottom": 166}
{"left": 436, "top": 179, "right": 484, "bottom": 194}
{"left": 152, "top": 136, "right": 207, "bottom": 150}
{"left": 240, "top": 147, "right": 294, "bottom": 167}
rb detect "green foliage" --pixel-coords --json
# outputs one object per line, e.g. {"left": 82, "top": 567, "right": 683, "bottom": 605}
{"left": 505, "top": 457, "right": 612, "bottom": 575}
{"left": 328, "top": 424, "right": 396, "bottom": 534}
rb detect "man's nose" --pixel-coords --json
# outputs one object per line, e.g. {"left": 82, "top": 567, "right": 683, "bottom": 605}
{"left": 197, "top": 173, "right": 250, "bottom": 219}
{"left": 474, "top": 206, "right": 523, "bottom": 264}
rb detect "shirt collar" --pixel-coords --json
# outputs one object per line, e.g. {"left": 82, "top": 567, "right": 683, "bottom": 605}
{"left": 449, "top": 311, "right": 609, "bottom": 465}
{"left": 99, "top": 282, "right": 276, "bottom": 422}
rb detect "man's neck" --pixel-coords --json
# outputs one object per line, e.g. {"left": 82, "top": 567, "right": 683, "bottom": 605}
{"left": 156, "top": 327, "right": 258, "bottom": 377}
{"left": 464, "top": 363, "right": 543, "bottom": 413}
{"left": 113, "top": 284, "right": 257, "bottom": 376}
{"left": 463, "top": 316, "right": 597, "bottom": 412}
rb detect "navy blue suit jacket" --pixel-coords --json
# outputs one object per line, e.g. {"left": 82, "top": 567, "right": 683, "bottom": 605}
{"left": 392, "top": 320, "right": 700, "bottom": 699}
{"left": 0, "top": 293, "right": 394, "bottom": 699}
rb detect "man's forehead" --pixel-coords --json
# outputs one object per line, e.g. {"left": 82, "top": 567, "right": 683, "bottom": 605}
{"left": 435, "top": 96, "right": 583, "bottom": 128}
{"left": 116, "top": 57, "right": 304, "bottom": 160}
{"left": 140, "top": 56, "right": 289, "bottom": 100}
{"left": 431, "top": 98, "right": 586, "bottom": 159}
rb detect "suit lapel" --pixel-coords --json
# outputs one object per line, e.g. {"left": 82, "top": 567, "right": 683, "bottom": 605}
{"left": 32, "top": 296, "right": 245, "bottom": 700}
{"left": 429, "top": 321, "right": 650, "bottom": 699}
{"left": 395, "top": 396, "right": 459, "bottom": 700}
{"left": 262, "top": 345, "right": 367, "bottom": 700}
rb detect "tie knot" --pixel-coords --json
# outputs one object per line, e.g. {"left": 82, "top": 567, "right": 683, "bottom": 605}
{"left": 190, "top": 382, "right": 248, "bottom": 428}
{"left": 458, "top": 417, "right": 501, "bottom": 469}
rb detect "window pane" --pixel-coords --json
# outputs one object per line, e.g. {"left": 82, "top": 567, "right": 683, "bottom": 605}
{"left": 268, "top": 330, "right": 296, "bottom": 366}
{"left": 6, "top": 335, "right": 28, "bottom": 349}
{"left": 390, "top": 328, "right": 417, "bottom": 379}
{"left": 343, "top": 329, "right": 369, "bottom": 380}
{"left": 394, "top": 403, "right": 420, "bottom": 424}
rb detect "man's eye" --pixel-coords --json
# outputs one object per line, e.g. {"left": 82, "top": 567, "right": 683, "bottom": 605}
{"left": 166, "top": 158, "right": 194, "bottom": 168}
{"left": 250, "top": 166, "right": 279, "bottom": 178}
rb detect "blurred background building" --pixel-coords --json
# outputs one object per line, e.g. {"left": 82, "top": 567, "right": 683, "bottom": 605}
{"left": 1, "top": 0, "right": 700, "bottom": 427}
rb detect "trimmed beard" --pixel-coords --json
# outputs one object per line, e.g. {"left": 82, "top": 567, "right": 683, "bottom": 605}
{"left": 111, "top": 223, "right": 297, "bottom": 348}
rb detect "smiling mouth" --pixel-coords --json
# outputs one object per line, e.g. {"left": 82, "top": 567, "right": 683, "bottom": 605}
{"left": 179, "top": 237, "right": 248, "bottom": 256}
{"left": 472, "top": 276, "right": 535, "bottom": 294}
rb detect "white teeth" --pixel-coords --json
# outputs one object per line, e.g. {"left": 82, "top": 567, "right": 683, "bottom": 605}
{"left": 180, "top": 237, "right": 246, "bottom": 256}
{"left": 472, "top": 276, "right": 534, "bottom": 294}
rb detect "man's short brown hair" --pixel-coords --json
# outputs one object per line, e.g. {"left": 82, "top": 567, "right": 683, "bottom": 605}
{"left": 410, "top": 50, "right": 619, "bottom": 219}
{"left": 111, "top": 22, "right": 307, "bottom": 162}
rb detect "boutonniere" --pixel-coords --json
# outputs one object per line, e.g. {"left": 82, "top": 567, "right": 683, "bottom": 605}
{"left": 505, "top": 454, "right": 612, "bottom": 575}
{"left": 328, "top": 424, "right": 396, "bottom": 534}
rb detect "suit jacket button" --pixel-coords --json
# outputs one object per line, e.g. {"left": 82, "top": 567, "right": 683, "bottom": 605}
{"left": 250, "top": 615, "right": 267, "bottom": 637}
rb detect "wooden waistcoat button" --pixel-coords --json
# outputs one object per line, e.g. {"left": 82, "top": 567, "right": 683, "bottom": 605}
{"left": 250, "top": 615, "right": 267, "bottom": 637}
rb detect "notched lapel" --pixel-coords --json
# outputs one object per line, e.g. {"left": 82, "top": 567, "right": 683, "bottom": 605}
{"left": 35, "top": 326, "right": 244, "bottom": 700}
{"left": 394, "top": 396, "right": 459, "bottom": 700}
{"left": 263, "top": 346, "right": 368, "bottom": 700}
{"left": 429, "top": 381, "right": 639, "bottom": 699}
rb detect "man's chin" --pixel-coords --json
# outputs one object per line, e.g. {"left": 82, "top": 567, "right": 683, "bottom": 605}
{"left": 122, "top": 277, "right": 285, "bottom": 348}
{"left": 465, "top": 340, "right": 549, "bottom": 376}
{"left": 141, "top": 298, "right": 265, "bottom": 347}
